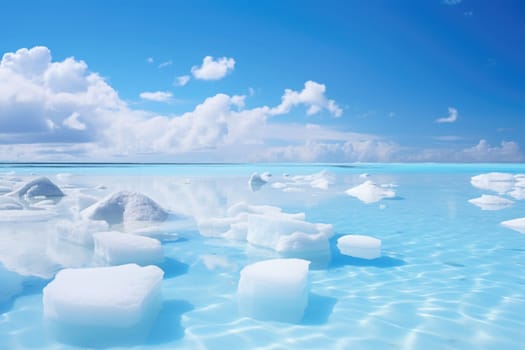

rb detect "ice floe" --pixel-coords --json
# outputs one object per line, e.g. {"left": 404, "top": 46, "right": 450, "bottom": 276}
{"left": 93, "top": 231, "right": 164, "bottom": 266}
{"left": 43, "top": 264, "right": 164, "bottom": 328}
{"left": 468, "top": 194, "right": 514, "bottom": 211}
{"left": 501, "top": 217, "right": 525, "bottom": 234}
{"left": 237, "top": 258, "right": 310, "bottom": 323}
{"left": 81, "top": 191, "right": 169, "bottom": 229}
{"left": 345, "top": 180, "right": 396, "bottom": 204}
{"left": 337, "top": 234, "right": 382, "bottom": 259}
{"left": 248, "top": 172, "right": 268, "bottom": 191}
{"left": 470, "top": 172, "right": 519, "bottom": 194}
{"left": 198, "top": 202, "right": 332, "bottom": 260}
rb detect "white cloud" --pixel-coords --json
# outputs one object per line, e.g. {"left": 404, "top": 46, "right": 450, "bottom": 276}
{"left": 158, "top": 60, "right": 172, "bottom": 68}
{"left": 435, "top": 107, "right": 458, "bottom": 123}
{"left": 191, "top": 56, "right": 235, "bottom": 80}
{"left": 462, "top": 139, "right": 523, "bottom": 162}
{"left": 139, "top": 91, "right": 173, "bottom": 102}
{"left": 146, "top": 57, "right": 154, "bottom": 64}
{"left": 63, "top": 112, "right": 86, "bottom": 130}
{"left": 175, "top": 75, "right": 190, "bottom": 86}
{"left": 271, "top": 81, "right": 343, "bottom": 117}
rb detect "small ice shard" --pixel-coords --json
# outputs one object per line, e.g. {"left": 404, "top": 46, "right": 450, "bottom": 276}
{"left": 501, "top": 217, "right": 525, "bottom": 234}
{"left": 93, "top": 231, "right": 164, "bottom": 266}
{"left": 468, "top": 194, "right": 514, "bottom": 210}
{"left": 260, "top": 172, "right": 272, "bottom": 181}
{"left": 81, "top": 191, "right": 169, "bottom": 228}
{"left": 291, "top": 170, "right": 334, "bottom": 190}
{"left": 0, "top": 197, "right": 23, "bottom": 210}
{"left": 43, "top": 264, "right": 163, "bottom": 328}
{"left": 470, "top": 172, "right": 515, "bottom": 194}
{"left": 359, "top": 173, "right": 370, "bottom": 179}
{"left": 237, "top": 258, "right": 310, "bottom": 323}
{"left": 10, "top": 177, "right": 64, "bottom": 199}
{"left": 345, "top": 180, "right": 396, "bottom": 204}
{"left": 248, "top": 172, "right": 267, "bottom": 191}
{"left": 508, "top": 187, "right": 525, "bottom": 200}
{"left": 337, "top": 234, "right": 381, "bottom": 259}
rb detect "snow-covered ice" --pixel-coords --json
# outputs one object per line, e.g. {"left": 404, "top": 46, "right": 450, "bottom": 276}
{"left": 0, "top": 196, "right": 23, "bottom": 210}
{"left": 468, "top": 194, "right": 514, "bottom": 210}
{"left": 345, "top": 180, "right": 396, "bottom": 204}
{"left": 337, "top": 234, "right": 382, "bottom": 259}
{"left": 470, "top": 173, "right": 516, "bottom": 194}
{"left": 93, "top": 231, "right": 164, "bottom": 266}
{"left": 501, "top": 217, "right": 525, "bottom": 234}
{"left": 43, "top": 264, "right": 164, "bottom": 327}
{"left": 82, "top": 191, "right": 169, "bottom": 229}
{"left": 237, "top": 258, "right": 310, "bottom": 322}
{"left": 9, "top": 176, "right": 64, "bottom": 199}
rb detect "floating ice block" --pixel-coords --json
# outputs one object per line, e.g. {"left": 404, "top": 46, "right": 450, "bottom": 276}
{"left": 468, "top": 194, "right": 513, "bottom": 210}
{"left": 82, "top": 191, "right": 168, "bottom": 227}
{"left": 501, "top": 217, "right": 525, "bottom": 234}
{"left": 337, "top": 234, "right": 381, "bottom": 259}
{"left": 43, "top": 264, "right": 164, "bottom": 328}
{"left": 470, "top": 173, "right": 515, "bottom": 194}
{"left": 248, "top": 172, "right": 267, "bottom": 191}
{"left": 238, "top": 258, "right": 310, "bottom": 323}
{"left": 93, "top": 231, "right": 164, "bottom": 265}
{"left": 345, "top": 180, "right": 396, "bottom": 204}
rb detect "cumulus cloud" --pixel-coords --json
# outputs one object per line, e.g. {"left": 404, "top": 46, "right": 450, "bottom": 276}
{"left": 462, "top": 139, "right": 523, "bottom": 162}
{"left": 271, "top": 81, "right": 343, "bottom": 117}
{"left": 146, "top": 57, "right": 154, "bottom": 64}
{"left": 62, "top": 112, "right": 86, "bottom": 130}
{"left": 175, "top": 75, "right": 190, "bottom": 86}
{"left": 139, "top": 91, "right": 173, "bottom": 102}
{"left": 191, "top": 56, "right": 235, "bottom": 80}
{"left": 435, "top": 107, "right": 458, "bottom": 123}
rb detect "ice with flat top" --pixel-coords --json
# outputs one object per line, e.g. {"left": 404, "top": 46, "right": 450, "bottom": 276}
{"left": 468, "top": 194, "right": 514, "bottom": 211}
{"left": 43, "top": 264, "right": 164, "bottom": 328}
{"left": 238, "top": 258, "right": 310, "bottom": 323}
{"left": 337, "top": 234, "right": 382, "bottom": 259}
{"left": 501, "top": 217, "right": 525, "bottom": 234}
{"left": 82, "top": 191, "right": 169, "bottom": 229}
{"left": 471, "top": 172, "right": 517, "bottom": 194}
{"left": 345, "top": 180, "right": 396, "bottom": 204}
{"left": 93, "top": 231, "right": 164, "bottom": 266}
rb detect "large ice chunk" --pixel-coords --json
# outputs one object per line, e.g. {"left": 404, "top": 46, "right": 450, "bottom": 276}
{"left": 337, "top": 234, "right": 381, "bottom": 259}
{"left": 43, "top": 264, "right": 163, "bottom": 327}
{"left": 501, "top": 217, "right": 525, "bottom": 234}
{"left": 238, "top": 258, "right": 310, "bottom": 323}
{"left": 93, "top": 231, "right": 164, "bottom": 265}
{"left": 345, "top": 180, "right": 396, "bottom": 204}
{"left": 81, "top": 191, "right": 168, "bottom": 228}
{"left": 10, "top": 176, "right": 64, "bottom": 199}
{"left": 470, "top": 173, "right": 515, "bottom": 194}
{"left": 468, "top": 194, "right": 514, "bottom": 210}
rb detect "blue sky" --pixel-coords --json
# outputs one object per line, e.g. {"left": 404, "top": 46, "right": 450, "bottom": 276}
{"left": 0, "top": 0, "right": 524, "bottom": 162}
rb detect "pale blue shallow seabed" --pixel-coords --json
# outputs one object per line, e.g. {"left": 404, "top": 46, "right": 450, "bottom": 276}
{"left": 1, "top": 163, "right": 524, "bottom": 349}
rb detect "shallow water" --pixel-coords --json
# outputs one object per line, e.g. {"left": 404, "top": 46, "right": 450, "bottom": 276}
{"left": 1, "top": 163, "right": 525, "bottom": 349}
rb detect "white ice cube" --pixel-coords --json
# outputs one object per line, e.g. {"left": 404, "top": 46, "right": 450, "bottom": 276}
{"left": 93, "top": 231, "right": 164, "bottom": 266}
{"left": 237, "top": 258, "right": 310, "bottom": 323}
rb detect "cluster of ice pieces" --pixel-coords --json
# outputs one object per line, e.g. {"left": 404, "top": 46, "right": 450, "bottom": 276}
{"left": 470, "top": 173, "right": 525, "bottom": 232}
{"left": 238, "top": 258, "right": 310, "bottom": 323}
{"left": 345, "top": 180, "right": 396, "bottom": 204}
{"left": 269, "top": 170, "right": 335, "bottom": 192}
{"left": 198, "top": 202, "right": 333, "bottom": 259}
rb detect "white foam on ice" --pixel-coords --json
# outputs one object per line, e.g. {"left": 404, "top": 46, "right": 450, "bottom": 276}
{"left": 468, "top": 194, "right": 514, "bottom": 211}
{"left": 9, "top": 176, "right": 64, "bottom": 199}
{"left": 345, "top": 180, "right": 396, "bottom": 204}
{"left": 337, "top": 234, "right": 382, "bottom": 259}
{"left": 501, "top": 217, "right": 525, "bottom": 234}
{"left": 237, "top": 258, "right": 310, "bottom": 323}
{"left": 81, "top": 191, "right": 169, "bottom": 229}
{"left": 93, "top": 231, "right": 164, "bottom": 266}
{"left": 43, "top": 264, "right": 164, "bottom": 327}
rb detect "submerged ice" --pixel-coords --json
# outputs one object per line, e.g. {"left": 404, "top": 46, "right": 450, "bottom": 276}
{"left": 337, "top": 234, "right": 382, "bottom": 260}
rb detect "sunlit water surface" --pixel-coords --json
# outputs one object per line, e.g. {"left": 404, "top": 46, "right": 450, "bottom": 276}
{"left": 1, "top": 163, "right": 524, "bottom": 349}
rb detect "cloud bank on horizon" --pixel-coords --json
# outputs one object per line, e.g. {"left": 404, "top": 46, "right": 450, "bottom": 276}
{"left": 0, "top": 45, "right": 522, "bottom": 162}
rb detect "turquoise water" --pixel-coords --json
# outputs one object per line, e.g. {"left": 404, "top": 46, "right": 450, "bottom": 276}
{"left": 1, "top": 163, "right": 525, "bottom": 349}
